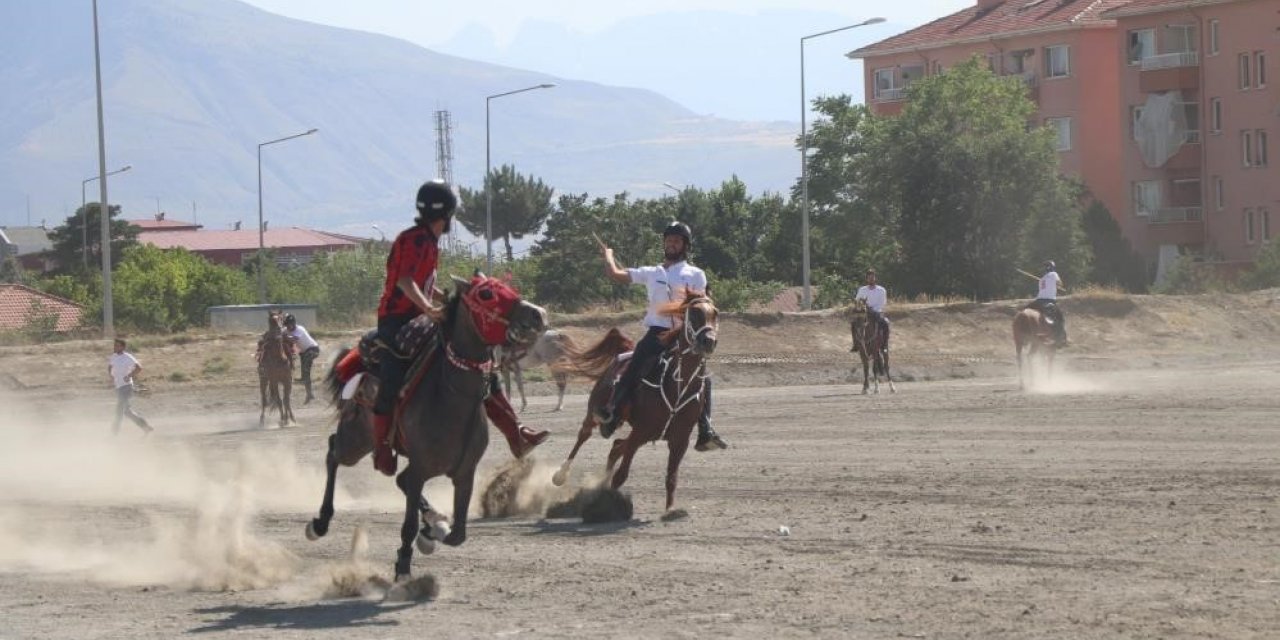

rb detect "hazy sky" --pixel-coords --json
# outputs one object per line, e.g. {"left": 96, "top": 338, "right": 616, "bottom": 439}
{"left": 239, "top": 0, "right": 973, "bottom": 121}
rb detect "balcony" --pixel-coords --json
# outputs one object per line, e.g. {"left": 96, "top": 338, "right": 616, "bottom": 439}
{"left": 1140, "top": 52, "right": 1199, "bottom": 92}
{"left": 1148, "top": 206, "right": 1203, "bottom": 224}
{"left": 874, "top": 87, "right": 908, "bottom": 102}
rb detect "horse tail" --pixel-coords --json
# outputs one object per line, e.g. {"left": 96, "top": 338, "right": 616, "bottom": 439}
{"left": 552, "top": 327, "right": 633, "bottom": 380}
{"left": 326, "top": 347, "right": 355, "bottom": 405}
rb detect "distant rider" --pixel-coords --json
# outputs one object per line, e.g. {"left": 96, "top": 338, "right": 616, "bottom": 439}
{"left": 1026, "top": 260, "right": 1068, "bottom": 347}
{"left": 854, "top": 269, "right": 890, "bottom": 351}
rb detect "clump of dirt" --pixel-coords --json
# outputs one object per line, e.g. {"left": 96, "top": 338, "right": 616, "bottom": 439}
{"left": 385, "top": 574, "right": 440, "bottom": 602}
{"left": 546, "top": 486, "right": 633, "bottom": 523}
{"left": 479, "top": 458, "right": 538, "bottom": 518}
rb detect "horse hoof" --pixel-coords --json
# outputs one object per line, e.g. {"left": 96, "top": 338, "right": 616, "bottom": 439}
{"left": 423, "top": 515, "right": 450, "bottom": 542}
{"left": 415, "top": 532, "right": 436, "bottom": 555}
{"left": 442, "top": 530, "right": 465, "bottom": 547}
{"left": 305, "top": 520, "right": 325, "bottom": 541}
{"left": 551, "top": 468, "right": 568, "bottom": 487}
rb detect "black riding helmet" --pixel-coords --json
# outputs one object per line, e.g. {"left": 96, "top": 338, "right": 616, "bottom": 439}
{"left": 283, "top": 313, "right": 296, "bottom": 326}
{"left": 415, "top": 179, "right": 460, "bottom": 232}
{"left": 663, "top": 221, "right": 693, "bottom": 248}
{"left": 1043, "top": 260, "right": 1056, "bottom": 272}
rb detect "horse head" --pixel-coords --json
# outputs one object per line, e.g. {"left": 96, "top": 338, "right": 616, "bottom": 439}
{"left": 660, "top": 290, "right": 718, "bottom": 356}
{"left": 450, "top": 272, "right": 547, "bottom": 354}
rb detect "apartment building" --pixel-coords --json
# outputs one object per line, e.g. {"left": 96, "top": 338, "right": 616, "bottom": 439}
{"left": 850, "top": 0, "right": 1279, "bottom": 278}
{"left": 1102, "top": 0, "right": 1278, "bottom": 276}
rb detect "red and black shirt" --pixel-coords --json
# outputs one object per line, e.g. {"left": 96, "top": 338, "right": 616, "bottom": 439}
{"left": 377, "top": 225, "right": 440, "bottom": 318}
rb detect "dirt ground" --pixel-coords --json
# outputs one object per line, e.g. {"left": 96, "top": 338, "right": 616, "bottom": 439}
{"left": 1, "top": 291, "right": 1278, "bottom": 639}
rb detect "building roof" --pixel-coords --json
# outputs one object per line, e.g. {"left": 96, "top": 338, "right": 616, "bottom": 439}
{"left": 127, "top": 217, "right": 203, "bottom": 232}
{"left": 0, "top": 284, "right": 85, "bottom": 332}
{"left": 0, "top": 226, "right": 53, "bottom": 256}
{"left": 1101, "top": 0, "right": 1243, "bottom": 18}
{"left": 849, "top": 0, "right": 1129, "bottom": 59}
{"left": 138, "top": 227, "right": 362, "bottom": 252}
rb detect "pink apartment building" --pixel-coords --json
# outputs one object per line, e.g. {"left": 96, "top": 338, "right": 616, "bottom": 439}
{"left": 850, "top": 0, "right": 1279, "bottom": 279}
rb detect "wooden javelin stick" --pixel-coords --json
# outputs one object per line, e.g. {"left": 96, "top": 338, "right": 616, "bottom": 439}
{"left": 1017, "top": 268, "right": 1068, "bottom": 293}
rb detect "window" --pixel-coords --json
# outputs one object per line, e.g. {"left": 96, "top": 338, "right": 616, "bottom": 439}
{"left": 1128, "top": 29, "right": 1155, "bottom": 64}
{"left": 1243, "top": 130, "right": 1254, "bottom": 166}
{"left": 1239, "top": 53, "right": 1252, "bottom": 89}
{"left": 1214, "top": 176, "right": 1224, "bottom": 211}
{"left": 874, "top": 68, "right": 895, "bottom": 98}
{"left": 1130, "top": 105, "right": 1145, "bottom": 140}
{"left": 1257, "top": 51, "right": 1267, "bottom": 87}
{"left": 1257, "top": 130, "right": 1269, "bottom": 167}
{"left": 1263, "top": 208, "right": 1272, "bottom": 242}
{"left": 1210, "top": 97, "right": 1222, "bottom": 134}
{"left": 1208, "top": 20, "right": 1219, "bottom": 55}
{"left": 1045, "top": 45, "right": 1070, "bottom": 78}
{"left": 1046, "top": 117, "right": 1072, "bottom": 151}
{"left": 1183, "top": 102, "right": 1201, "bottom": 143}
{"left": 1133, "top": 181, "right": 1161, "bottom": 216}
{"left": 1245, "top": 209, "right": 1255, "bottom": 244}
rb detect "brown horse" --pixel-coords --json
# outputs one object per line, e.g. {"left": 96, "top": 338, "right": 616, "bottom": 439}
{"left": 497, "top": 328, "right": 576, "bottom": 412}
{"left": 551, "top": 292, "right": 718, "bottom": 513}
{"left": 849, "top": 299, "right": 895, "bottom": 394}
{"left": 306, "top": 274, "right": 547, "bottom": 579}
{"left": 1013, "top": 307, "right": 1056, "bottom": 390}
{"left": 258, "top": 310, "right": 296, "bottom": 428}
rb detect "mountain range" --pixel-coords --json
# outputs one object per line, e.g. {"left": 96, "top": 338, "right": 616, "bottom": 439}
{"left": 0, "top": 0, "right": 798, "bottom": 237}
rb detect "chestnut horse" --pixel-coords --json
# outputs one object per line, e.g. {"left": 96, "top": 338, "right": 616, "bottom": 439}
{"left": 849, "top": 299, "right": 895, "bottom": 395}
{"left": 1013, "top": 307, "right": 1056, "bottom": 390}
{"left": 551, "top": 292, "right": 718, "bottom": 513}
{"left": 305, "top": 274, "right": 547, "bottom": 579}
{"left": 258, "top": 310, "right": 296, "bottom": 428}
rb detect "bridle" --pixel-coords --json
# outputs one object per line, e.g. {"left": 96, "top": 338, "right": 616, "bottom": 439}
{"left": 680, "top": 296, "right": 716, "bottom": 355}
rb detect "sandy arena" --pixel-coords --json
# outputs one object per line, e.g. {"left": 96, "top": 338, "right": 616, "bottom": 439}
{"left": 1, "top": 292, "right": 1278, "bottom": 638}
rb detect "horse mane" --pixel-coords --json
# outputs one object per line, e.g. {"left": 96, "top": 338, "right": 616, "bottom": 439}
{"left": 325, "top": 347, "right": 350, "bottom": 405}
{"left": 552, "top": 327, "right": 634, "bottom": 380}
{"left": 655, "top": 289, "right": 711, "bottom": 343}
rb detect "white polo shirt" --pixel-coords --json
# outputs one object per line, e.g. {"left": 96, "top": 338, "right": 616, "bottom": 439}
{"left": 108, "top": 352, "right": 140, "bottom": 389}
{"left": 855, "top": 285, "right": 887, "bottom": 313}
{"left": 1039, "top": 271, "right": 1061, "bottom": 300}
{"left": 288, "top": 325, "right": 319, "bottom": 351}
{"left": 628, "top": 261, "right": 708, "bottom": 329}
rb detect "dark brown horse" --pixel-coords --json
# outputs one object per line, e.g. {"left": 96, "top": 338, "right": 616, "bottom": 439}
{"left": 551, "top": 292, "right": 718, "bottom": 513}
{"left": 306, "top": 274, "right": 547, "bottom": 579}
{"left": 258, "top": 310, "right": 296, "bottom": 428}
{"left": 849, "top": 299, "right": 895, "bottom": 394}
{"left": 1013, "top": 307, "right": 1056, "bottom": 390}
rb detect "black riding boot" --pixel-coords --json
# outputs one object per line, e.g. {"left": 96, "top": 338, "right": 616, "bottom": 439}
{"left": 695, "top": 378, "right": 727, "bottom": 451}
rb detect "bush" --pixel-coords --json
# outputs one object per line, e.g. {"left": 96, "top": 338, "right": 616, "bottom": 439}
{"left": 1241, "top": 241, "right": 1280, "bottom": 290}
{"left": 1153, "top": 255, "right": 1237, "bottom": 295}
{"left": 114, "top": 245, "right": 253, "bottom": 331}
{"left": 813, "top": 271, "right": 857, "bottom": 310}
{"left": 710, "top": 276, "right": 785, "bottom": 312}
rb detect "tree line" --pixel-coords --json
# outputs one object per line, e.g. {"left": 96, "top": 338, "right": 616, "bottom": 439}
{"left": 6, "top": 57, "right": 1276, "bottom": 334}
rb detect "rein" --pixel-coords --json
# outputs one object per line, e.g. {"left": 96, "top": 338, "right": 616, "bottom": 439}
{"left": 645, "top": 297, "right": 715, "bottom": 442}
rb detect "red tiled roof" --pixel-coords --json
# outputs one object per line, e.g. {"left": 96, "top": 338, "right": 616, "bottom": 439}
{"left": 849, "top": 0, "right": 1129, "bottom": 59}
{"left": 0, "top": 284, "right": 85, "bottom": 332}
{"left": 1102, "top": 0, "right": 1244, "bottom": 18}
{"left": 128, "top": 218, "right": 202, "bottom": 231}
{"left": 138, "top": 228, "right": 362, "bottom": 252}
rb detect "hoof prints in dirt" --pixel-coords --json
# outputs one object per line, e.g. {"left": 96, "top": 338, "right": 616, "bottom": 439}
{"left": 546, "top": 487, "right": 633, "bottom": 523}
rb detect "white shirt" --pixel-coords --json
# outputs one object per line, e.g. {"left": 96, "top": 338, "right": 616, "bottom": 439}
{"left": 1038, "top": 271, "right": 1061, "bottom": 300}
{"left": 109, "top": 352, "right": 140, "bottom": 389}
{"left": 855, "top": 285, "right": 887, "bottom": 313}
{"left": 288, "top": 325, "right": 319, "bottom": 351}
{"left": 628, "top": 261, "right": 708, "bottom": 328}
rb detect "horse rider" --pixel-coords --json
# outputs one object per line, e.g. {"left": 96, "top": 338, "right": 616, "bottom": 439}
{"left": 1026, "top": 260, "right": 1068, "bottom": 347}
{"left": 595, "top": 221, "right": 728, "bottom": 452}
{"left": 108, "top": 338, "right": 154, "bottom": 436}
{"left": 371, "top": 180, "right": 548, "bottom": 476}
{"left": 283, "top": 313, "right": 320, "bottom": 404}
{"left": 855, "top": 268, "right": 890, "bottom": 351}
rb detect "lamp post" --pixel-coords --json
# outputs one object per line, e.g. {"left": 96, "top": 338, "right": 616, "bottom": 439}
{"left": 257, "top": 128, "right": 318, "bottom": 303}
{"left": 799, "top": 17, "right": 884, "bottom": 310}
{"left": 371, "top": 224, "right": 386, "bottom": 242}
{"left": 81, "top": 164, "right": 131, "bottom": 268}
{"left": 662, "top": 181, "right": 684, "bottom": 194}
{"left": 485, "top": 83, "right": 555, "bottom": 272}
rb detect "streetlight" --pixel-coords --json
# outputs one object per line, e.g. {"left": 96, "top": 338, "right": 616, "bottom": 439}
{"left": 257, "top": 127, "right": 318, "bottom": 303}
{"left": 799, "top": 17, "right": 884, "bottom": 310}
{"left": 662, "top": 181, "right": 684, "bottom": 194}
{"left": 486, "top": 82, "right": 555, "bottom": 272}
{"left": 91, "top": 0, "right": 121, "bottom": 336}
{"left": 81, "top": 164, "right": 131, "bottom": 267}
{"left": 371, "top": 224, "right": 386, "bottom": 241}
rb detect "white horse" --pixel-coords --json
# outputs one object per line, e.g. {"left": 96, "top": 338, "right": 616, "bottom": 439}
{"left": 497, "top": 329, "right": 575, "bottom": 412}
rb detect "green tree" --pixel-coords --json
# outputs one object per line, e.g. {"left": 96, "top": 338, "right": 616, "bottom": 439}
{"left": 1241, "top": 239, "right": 1280, "bottom": 290}
{"left": 1019, "top": 179, "right": 1093, "bottom": 292}
{"left": 860, "top": 57, "right": 1090, "bottom": 299}
{"left": 0, "top": 256, "right": 32, "bottom": 285}
{"left": 1081, "top": 198, "right": 1149, "bottom": 292}
{"left": 458, "top": 165, "right": 555, "bottom": 262}
{"left": 114, "top": 245, "right": 252, "bottom": 331}
{"left": 47, "top": 203, "right": 139, "bottom": 274}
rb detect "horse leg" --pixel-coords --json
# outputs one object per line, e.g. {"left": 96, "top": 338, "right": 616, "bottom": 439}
{"left": 883, "top": 348, "right": 896, "bottom": 393}
{"left": 394, "top": 467, "right": 425, "bottom": 579}
{"left": 552, "top": 414, "right": 595, "bottom": 486}
{"left": 1015, "top": 339, "right": 1025, "bottom": 390}
{"left": 552, "top": 371, "right": 568, "bottom": 412}
{"left": 306, "top": 432, "right": 341, "bottom": 541}
{"left": 259, "top": 376, "right": 268, "bottom": 428}
{"left": 281, "top": 378, "right": 293, "bottom": 426}
{"left": 442, "top": 471, "right": 474, "bottom": 547}
{"left": 664, "top": 431, "right": 691, "bottom": 512}
{"left": 609, "top": 435, "right": 642, "bottom": 491}
{"left": 860, "top": 353, "right": 870, "bottom": 395}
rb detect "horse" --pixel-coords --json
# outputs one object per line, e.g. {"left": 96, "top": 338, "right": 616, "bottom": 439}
{"left": 550, "top": 291, "right": 718, "bottom": 513}
{"left": 305, "top": 274, "right": 547, "bottom": 579}
{"left": 1013, "top": 307, "right": 1056, "bottom": 390}
{"left": 849, "top": 299, "right": 895, "bottom": 394}
{"left": 497, "top": 329, "right": 577, "bottom": 412}
{"left": 258, "top": 310, "right": 296, "bottom": 428}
